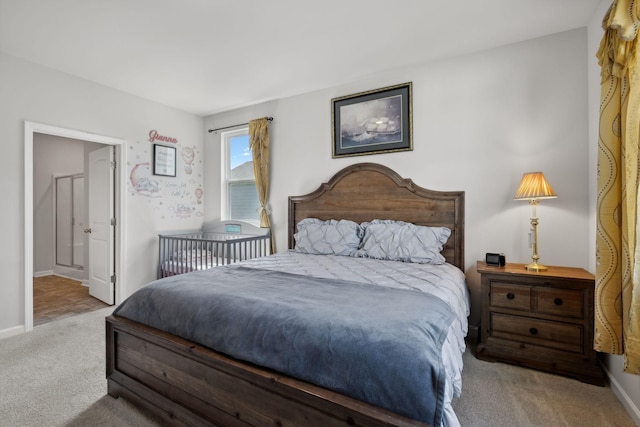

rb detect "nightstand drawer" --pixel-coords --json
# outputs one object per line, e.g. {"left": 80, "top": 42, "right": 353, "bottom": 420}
{"left": 537, "top": 287, "right": 584, "bottom": 318}
{"left": 491, "top": 313, "right": 582, "bottom": 353}
{"left": 490, "top": 282, "right": 531, "bottom": 311}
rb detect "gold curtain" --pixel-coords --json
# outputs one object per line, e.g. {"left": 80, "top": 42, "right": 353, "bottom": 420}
{"left": 595, "top": 0, "right": 640, "bottom": 374}
{"left": 249, "top": 117, "right": 275, "bottom": 254}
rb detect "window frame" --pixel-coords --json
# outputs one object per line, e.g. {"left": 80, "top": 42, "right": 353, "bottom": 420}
{"left": 220, "top": 128, "right": 259, "bottom": 224}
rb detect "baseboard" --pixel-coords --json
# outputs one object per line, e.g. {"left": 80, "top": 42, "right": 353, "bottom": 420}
{"left": 0, "top": 325, "right": 25, "bottom": 340}
{"left": 53, "top": 273, "right": 82, "bottom": 282}
{"left": 33, "top": 270, "right": 53, "bottom": 277}
{"left": 53, "top": 265, "right": 85, "bottom": 281}
{"left": 603, "top": 363, "right": 640, "bottom": 425}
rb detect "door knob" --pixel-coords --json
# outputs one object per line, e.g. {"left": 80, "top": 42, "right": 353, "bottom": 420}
{"left": 84, "top": 228, "right": 92, "bottom": 234}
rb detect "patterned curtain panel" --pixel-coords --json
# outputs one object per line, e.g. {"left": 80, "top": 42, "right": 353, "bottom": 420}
{"left": 595, "top": 0, "right": 640, "bottom": 374}
{"left": 249, "top": 117, "right": 275, "bottom": 254}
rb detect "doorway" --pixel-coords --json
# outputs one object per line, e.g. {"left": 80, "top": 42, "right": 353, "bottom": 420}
{"left": 24, "top": 122, "right": 126, "bottom": 332}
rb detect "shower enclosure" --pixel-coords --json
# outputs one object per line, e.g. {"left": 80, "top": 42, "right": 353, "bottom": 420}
{"left": 55, "top": 174, "right": 85, "bottom": 270}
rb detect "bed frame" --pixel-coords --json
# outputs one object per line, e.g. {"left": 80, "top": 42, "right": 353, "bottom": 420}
{"left": 106, "top": 162, "right": 465, "bottom": 427}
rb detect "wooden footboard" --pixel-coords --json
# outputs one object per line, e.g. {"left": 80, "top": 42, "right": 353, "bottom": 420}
{"left": 106, "top": 315, "right": 431, "bottom": 427}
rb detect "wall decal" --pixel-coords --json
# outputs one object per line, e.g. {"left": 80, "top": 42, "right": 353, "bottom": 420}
{"left": 129, "top": 162, "right": 161, "bottom": 197}
{"left": 173, "top": 203, "right": 193, "bottom": 218}
{"left": 127, "top": 138, "right": 203, "bottom": 220}
{"left": 148, "top": 129, "right": 178, "bottom": 144}
{"left": 181, "top": 146, "right": 195, "bottom": 174}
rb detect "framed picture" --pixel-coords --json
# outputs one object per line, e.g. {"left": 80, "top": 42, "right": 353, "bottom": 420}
{"left": 332, "top": 82, "right": 412, "bottom": 158}
{"left": 153, "top": 144, "right": 177, "bottom": 177}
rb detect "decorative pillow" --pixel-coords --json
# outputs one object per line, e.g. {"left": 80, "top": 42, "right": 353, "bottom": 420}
{"left": 294, "top": 218, "right": 363, "bottom": 256}
{"left": 356, "top": 220, "right": 451, "bottom": 264}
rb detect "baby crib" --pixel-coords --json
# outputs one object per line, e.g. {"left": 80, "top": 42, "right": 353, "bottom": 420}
{"left": 158, "top": 220, "right": 271, "bottom": 278}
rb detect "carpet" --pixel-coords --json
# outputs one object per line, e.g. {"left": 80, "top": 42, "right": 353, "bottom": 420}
{"left": 0, "top": 307, "right": 635, "bottom": 426}
{"left": 0, "top": 307, "right": 158, "bottom": 427}
{"left": 453, "top": 343, "right": 636, "bottom": 426}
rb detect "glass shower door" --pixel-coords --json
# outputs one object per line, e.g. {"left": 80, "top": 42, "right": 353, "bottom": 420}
{"left": 56, "top": 174, "right": 84, "bottom": 269}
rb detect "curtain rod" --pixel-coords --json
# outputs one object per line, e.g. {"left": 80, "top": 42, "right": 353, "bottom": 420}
{"left": 207, "top": 116, "right": 273, "bottom": 134}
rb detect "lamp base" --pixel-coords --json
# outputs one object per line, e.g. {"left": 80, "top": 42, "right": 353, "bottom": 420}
{"left": 525, "top": 262, "right": 548, "bottom": 272}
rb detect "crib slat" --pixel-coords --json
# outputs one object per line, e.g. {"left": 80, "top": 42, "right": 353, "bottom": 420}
{"left": 157, "top": 229, "right": 270, "bottom": 278}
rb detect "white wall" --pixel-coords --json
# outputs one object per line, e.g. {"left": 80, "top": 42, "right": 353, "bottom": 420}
{"left": 588, "top": 1, "right": 640, "bottom": 424}
{"left": 205, "top": 28, "right": 590, "bottom": 328}
{"left": 0, "top": 51, "right": 204, "bottom": 335}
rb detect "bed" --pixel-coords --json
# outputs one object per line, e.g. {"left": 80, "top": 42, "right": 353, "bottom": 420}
{"left": 158, "top": 220, "right": 271, "bottom": 278}
{"left": 106, "top": 162, "right": 467, "bottom": 427}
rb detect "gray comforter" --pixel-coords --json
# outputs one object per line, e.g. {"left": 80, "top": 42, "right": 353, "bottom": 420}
{"left": 113, "top": 265, "right": 455, "bottom": 425}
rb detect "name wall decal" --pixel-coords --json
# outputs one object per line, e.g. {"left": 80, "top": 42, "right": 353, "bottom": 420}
{"left": 148, "top": 129, "right": 178, "bottom": 144}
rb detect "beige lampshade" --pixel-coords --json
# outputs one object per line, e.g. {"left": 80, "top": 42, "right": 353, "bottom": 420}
{"left": 514, "top": 172, "right": 557, "bottom": 200}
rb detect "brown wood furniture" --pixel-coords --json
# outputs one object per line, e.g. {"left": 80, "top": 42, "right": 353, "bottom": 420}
{"left": 476, "top": 261, "right": 604, "bottom": 386}
{"left": 106, "top": 162, "right": 465, "bottom": 426}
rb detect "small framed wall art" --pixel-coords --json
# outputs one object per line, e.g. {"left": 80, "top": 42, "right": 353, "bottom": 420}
{"left": 332, "top": 82, "right": 413, "bottom": 158}
{"left": 153, "top": 144, "right": 177, "bottom": 177}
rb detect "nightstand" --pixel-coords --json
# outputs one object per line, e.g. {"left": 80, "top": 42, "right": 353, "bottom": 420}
{"left": 476, "top": 261, "right": 604, "bottom": 386}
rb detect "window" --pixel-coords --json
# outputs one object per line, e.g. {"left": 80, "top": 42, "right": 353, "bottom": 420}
{"left": 221, "top": 129, "right": 260, "bottom": 224}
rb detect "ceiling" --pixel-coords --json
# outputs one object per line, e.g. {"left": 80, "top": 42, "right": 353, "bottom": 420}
{"left": 0, "top": 0, "right": 602, "bottom": 116}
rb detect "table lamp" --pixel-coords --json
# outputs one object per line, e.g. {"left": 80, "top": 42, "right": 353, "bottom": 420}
{"left": 514, "top": 172, "right": 557, "bottom": 272}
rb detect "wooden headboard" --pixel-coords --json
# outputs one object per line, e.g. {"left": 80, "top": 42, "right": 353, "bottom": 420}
{"left": 288, "top": 163, "right": 465, "bottom": 270}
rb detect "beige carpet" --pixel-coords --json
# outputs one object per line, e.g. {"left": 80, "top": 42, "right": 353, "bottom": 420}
{"left": 0, "top": 307, "right": 157, "bottom": 427}
{"left": 0, "top": 307, "right": 635, "bottom": 426}
{"left": 453, "top": 343, "right": 636, "bottom": 426}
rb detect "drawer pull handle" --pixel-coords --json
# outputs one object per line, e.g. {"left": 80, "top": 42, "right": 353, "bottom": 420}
{"left": 554, "top": 298, "right": 563, "bottom": 306}
{"left": 506, "top": 293, "right": 515, "bottom": 300}
{"left": 529, "top": 327, "right": 538, "bottom": 335}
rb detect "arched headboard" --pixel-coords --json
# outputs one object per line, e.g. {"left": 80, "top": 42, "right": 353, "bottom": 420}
{"left": 288, "top": 163, "right": 465, "bottom": 270}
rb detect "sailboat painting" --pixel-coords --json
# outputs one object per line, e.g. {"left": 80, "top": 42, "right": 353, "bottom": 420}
{"left": 332, "top": 82, "right": 412, "bottom": 158}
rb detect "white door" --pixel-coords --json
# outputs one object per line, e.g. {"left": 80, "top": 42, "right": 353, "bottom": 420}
{"left": 88, "top": 146, "right": 115, "bottom": 304}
